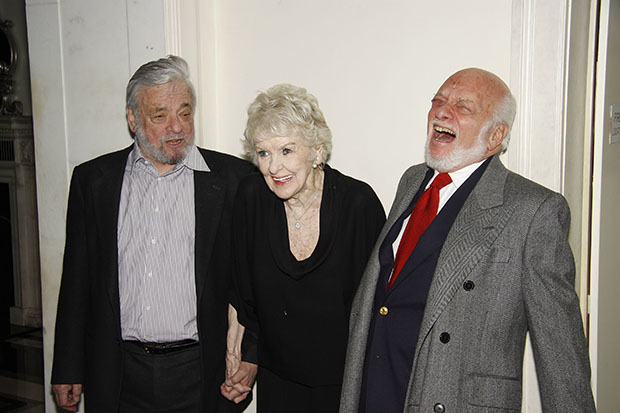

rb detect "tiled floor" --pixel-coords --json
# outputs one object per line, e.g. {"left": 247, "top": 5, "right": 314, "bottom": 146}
{"left": 0, "top": 325, "right": 44, "bottom": 413}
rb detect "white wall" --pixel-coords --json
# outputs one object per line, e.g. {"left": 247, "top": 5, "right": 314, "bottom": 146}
{"left": 201, "top": 0, "right": 511, "bottom": 207}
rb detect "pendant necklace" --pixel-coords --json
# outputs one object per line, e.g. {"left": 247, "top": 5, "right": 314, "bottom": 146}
{"left": 286, "top": 191, "right": 320, "bottom": 229}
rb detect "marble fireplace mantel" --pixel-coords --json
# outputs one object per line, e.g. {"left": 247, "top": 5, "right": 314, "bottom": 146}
{"left": 0, "top": 115, "right": 41, "bottom": 327}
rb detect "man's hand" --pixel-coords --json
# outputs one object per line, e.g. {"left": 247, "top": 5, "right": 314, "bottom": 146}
{"left": 52, "top": 384, "right": 82, "bottom": 412}
{"left": 220, "top": 361, "right": 257, "bottom": 404}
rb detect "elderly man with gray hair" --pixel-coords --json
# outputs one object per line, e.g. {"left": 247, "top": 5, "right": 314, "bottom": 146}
{"left": 339, "top": 68, "right": 596, "bottom": 413}
{"left": 51, "top": 55, "right": 254, "bottom": 413}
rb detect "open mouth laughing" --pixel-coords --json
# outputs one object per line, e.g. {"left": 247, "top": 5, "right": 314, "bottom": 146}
{"left": 432, "top": 125, "right": 456, "bottom": 142}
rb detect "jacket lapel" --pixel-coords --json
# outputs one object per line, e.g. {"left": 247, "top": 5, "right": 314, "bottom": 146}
{"left": 351, "top": 164, "right": 429, "bottom": 334}
{"left": 376, "top": 166, "right": 432, "bottom": 290}
{"left": 91, "top": 147, "right": 131, "bottom": 329}
{"left": 414, "top": 157, "right": 516, "bottom": 356}
{"left": 193, "top": 167, "right": 226, "bottom": 301}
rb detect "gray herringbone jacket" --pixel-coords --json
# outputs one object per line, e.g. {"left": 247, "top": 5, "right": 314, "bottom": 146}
{"left": 339, "top": 156, "right": 595, "bottom": 413}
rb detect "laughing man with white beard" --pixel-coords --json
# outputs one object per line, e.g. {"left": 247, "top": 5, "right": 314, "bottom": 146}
{"left": 339, "top": 68, "right": 596, "bottom": 413}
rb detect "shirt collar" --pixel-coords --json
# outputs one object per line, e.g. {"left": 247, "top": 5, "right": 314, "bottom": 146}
{"left": 430, "top": 158, "right": 486, "bottom": 190}
{"left": 182, "top": 144, "right": 210, "bottom": 172}
{"left": 128, "top": 142, "right": 210, "bottom": 174}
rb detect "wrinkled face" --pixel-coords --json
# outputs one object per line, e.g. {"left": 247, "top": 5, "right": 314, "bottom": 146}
{"left": 127, "top": 80, "right": 194, "bottom": 173}
{"left": 255, "top": 135, "right": 321, "bottom": 201}
{"left": 425, "top": 70, "right": 504, "bottom": 172}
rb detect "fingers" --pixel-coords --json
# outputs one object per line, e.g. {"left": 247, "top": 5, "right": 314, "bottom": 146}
{"left": 232, "top": 382, "right": 252, "bottom": 393}
{"left": 52, "top": 384, "right": 82, "bottom": 411}
{"left": 221, "top": 360, "right": 257, "bottom": 403}
{"left": 233, "top": 391, "right": 250, "bottom": 404}
{"left": 72, "top": 384, "right": 83, "bottom": 399}
{"left": 220, "top": 382, "right": 251, "bottom": 403}
{"left": 221, "top": 382, "right": 250, "bottom": 401}
{"left": 225, "top": 365, "right": 248, "bottom": 387}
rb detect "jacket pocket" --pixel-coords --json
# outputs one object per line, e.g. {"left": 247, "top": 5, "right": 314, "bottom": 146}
{"left": 466, "top": 373, "right": 521, "bottom": 411}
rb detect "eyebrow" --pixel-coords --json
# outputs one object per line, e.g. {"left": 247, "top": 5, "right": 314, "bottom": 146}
{"left": 431, "top": 94, "right": 476, "bottom": 106}
{"left": 149, "top": 102, "right": 193, "bottom": 113}
{"left": 456, "top": 98, "right": 475, "bottom": 105}
{"left": 256, "top": 141, "right": 298, "bottom": 151}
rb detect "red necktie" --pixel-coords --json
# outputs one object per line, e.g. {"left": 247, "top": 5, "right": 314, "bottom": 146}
{"left": 388, "top": 173, "right": 452, "bottom": 290}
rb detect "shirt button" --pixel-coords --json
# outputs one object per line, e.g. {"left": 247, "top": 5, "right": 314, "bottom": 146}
{"left": 154, "top": 207, "right": 159, "bottom": 213}
{"left": 147, "top": 272, "right": 153, "bottom": 278}
{"left": 433, "top": 403, "right": 445, "bottom": 413}
{"left": 151, "top": 239, "right": 156, "bottom": 244}
{"left": 283, "top": 309, "right": 288, "bottom": 316}
{"left": 379, "top": 306, "right": 389, "bottom": 316}
{"left": 463, "top": 280, "right": 475, "bottom": 291}
{"left": 146, "top": 305, "right": 151, "bottom": 311}
{"left": 439, "top": 332, "right": 451, "bottom": 343}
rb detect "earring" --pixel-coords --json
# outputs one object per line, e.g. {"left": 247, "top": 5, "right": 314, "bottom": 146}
{"left": 312, "top": 157, "right": 319, "bottom": 169}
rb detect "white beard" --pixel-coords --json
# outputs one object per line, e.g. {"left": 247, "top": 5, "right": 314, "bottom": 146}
{"left": 135, "top": 122, "right": 193, "bottom": 165}
{"left": 424, "top": 121, "right": 492, "bottom": 172}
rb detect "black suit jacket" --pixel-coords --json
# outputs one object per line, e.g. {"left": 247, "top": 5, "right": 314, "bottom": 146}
{"left": 51, "top": 145, "right": 254, "bottom": 412}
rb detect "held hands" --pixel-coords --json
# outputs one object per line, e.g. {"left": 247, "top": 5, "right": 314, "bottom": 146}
{"left": 52, "top": 384, "right": 83, "bottom": 412}
{"left": 221, "top": 304, "right": 257, "bottom": 403}
{"left": 220, "top": 360, "right": 258, "bottom": 404}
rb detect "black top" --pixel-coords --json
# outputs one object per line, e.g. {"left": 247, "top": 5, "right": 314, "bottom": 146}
{"left": 232, "top": 165, "right": 385, "bottom": 387}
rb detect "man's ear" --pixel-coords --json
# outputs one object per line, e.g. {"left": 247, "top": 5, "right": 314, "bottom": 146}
{"left": 487, "top": 122, "right": 508, "bottom": 153}
{"left": 126, "top": 107, "right": 138, "bottom": 133}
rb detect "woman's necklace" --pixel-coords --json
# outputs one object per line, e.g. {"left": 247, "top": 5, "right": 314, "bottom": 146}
{"left": 286, "top": 191, "right": 320, "bottom": 229}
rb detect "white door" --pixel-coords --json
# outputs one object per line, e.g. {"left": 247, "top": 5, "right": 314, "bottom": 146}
{"left": 589, "top": 0, "right": 620, "bottom": 409}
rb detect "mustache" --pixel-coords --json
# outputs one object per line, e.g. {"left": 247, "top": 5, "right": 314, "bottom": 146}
{"left": 159, "top": 132, "right": 190, "bottom": 143}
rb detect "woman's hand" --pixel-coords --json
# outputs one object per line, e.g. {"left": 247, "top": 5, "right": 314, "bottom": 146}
{"left": 221, "top": 304, "right": 257, "bottom": 403}
{"left": 220, "top": 361, "right": 258, "bottom": 403}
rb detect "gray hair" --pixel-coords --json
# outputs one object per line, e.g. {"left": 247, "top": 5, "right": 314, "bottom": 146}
{"left": 126, "top": 55, "right": 196, "bottom": 116}
{"left": 243, "top": 83, "right": 333, "bottom": 164}
{"left": 494, "top": 87, "right": 517, "bottom": 153}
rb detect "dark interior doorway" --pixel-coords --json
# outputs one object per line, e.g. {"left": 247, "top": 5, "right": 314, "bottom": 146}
{"left": 0, "top": 182, "right": 13, "bottom": 336}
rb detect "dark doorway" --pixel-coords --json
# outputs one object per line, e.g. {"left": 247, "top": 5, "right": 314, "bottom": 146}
{"left": 0, "top": 182, "right": 13, "bottom": 335}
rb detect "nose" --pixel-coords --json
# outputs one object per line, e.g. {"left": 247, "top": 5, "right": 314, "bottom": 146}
{"left": 167, "top": 114, "right": 184, "bottom": 134}
{"left": 268, "top": 154, "right": 281, "bottom": 175}
{"left": 434, "top": 102, "right": 453, "bottom": 120}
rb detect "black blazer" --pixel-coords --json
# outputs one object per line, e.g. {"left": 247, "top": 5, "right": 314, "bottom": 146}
{"left": 51, "top": 145, "right": 254, "bottom": 412}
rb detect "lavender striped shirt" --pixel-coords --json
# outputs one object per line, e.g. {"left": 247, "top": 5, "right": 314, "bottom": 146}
{"left": 117, "top": 143, "right": 209, "bottom": 342}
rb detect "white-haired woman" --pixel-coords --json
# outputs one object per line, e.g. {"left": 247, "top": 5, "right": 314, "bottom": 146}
{"left": 221, "top": 84, "right": 385, "bottom": 412}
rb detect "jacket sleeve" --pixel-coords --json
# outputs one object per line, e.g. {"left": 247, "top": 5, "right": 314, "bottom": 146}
{"left": 228, "top": 180, "right": 259, "bottom": 364}
{"left": 51, "top": 167, "right": 90, "bottom": 384}
{"left": 346, "top": 183, "right": 386, "bottom": 311}
{"left": 522, "top": 192, "right": 595, "bottom": 412}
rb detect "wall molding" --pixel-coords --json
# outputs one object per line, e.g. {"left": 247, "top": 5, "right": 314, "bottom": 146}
{"left": 508, "top": 0, "right": 569, "bottom": 193}
{"left": 163, "top": 0, "right": 181, "bottom": 55}
{"left": 510, "top": 1, "right": 571, "bottom": 412}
